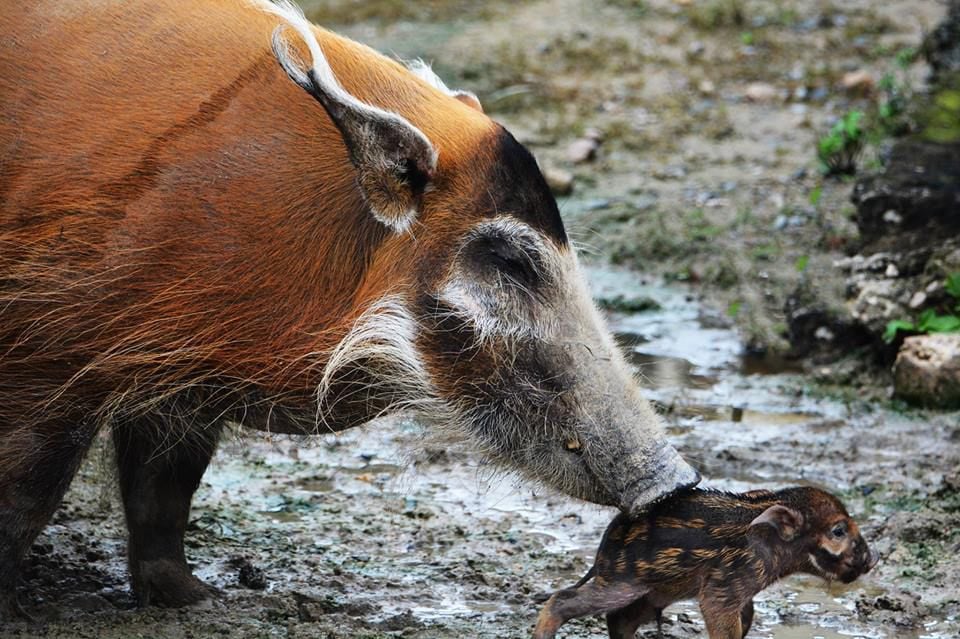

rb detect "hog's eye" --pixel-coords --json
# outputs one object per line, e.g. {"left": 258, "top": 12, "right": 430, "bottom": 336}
{"left": 488, "top": 243, "right": 537, "bottom": 286}
{"left": 831, "top": 523, "right": 847, "bottom": 539}
{"left": 464, "top": 230, "right": 544, "bottom": 291}
{"left": 564, "top": 438, "right": 584, "bottom": 455}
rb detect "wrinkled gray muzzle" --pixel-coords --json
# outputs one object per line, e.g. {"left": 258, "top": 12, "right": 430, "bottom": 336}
{"left": 616, "top": 445, "right": 701, "bottom": 516}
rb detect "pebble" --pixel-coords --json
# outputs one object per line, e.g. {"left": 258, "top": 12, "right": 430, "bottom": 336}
{"left": 842, "top": 69, "right": 875, "bottom": 93}
{"left": 883, "top": 209, "right": 903, "bottom": 224}
{"left": 885, "top": 263, "right": 899, "bottom": 278}
{"left": 815, "top": 326, "right": 836, "bottom": 341}
{"left": 566, "top": 137, "right": 599, "bottom": 164}
{"left": 745, "top": 82, "right": 779, "bottom": 102}
{"left": 909, "top": 291, "right": 927, "bottom": 309}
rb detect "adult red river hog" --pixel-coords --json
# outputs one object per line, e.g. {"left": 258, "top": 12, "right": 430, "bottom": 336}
{"left": 0, "top": 0, "right": 699, "bottom": 615}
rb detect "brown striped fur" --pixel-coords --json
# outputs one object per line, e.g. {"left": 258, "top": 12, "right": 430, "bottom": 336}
{"left": 534, "top": 487, "right": 878, "bottom": 639}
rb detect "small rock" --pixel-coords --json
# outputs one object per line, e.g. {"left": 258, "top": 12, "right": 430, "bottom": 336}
{"left": 543, "top": 167, "right": 574, "bottom": 195}
{"left": 744, "top": 82, "right": 779, "bottom": 102}
{"left": 894, "top": 333, "right": 960, "bottom": 407}
{"left": 841, "top": 69, "right": 875, "bottom": 93}
{"left": 238, "top": 561, "right": 267, "bottom": 590}
{"left": 908, "top": 291, "right": 927, "bottom": 309}
{"left": 882, "top": 209, "right": 903, "bottom": 224}
{"left": 849, "top": 279, "right": 908, "bottom": 334}
{"left": 698, "top": 79, "right": 716, "bottom": 95}
{"left": 566, "top": 137, "right": 599, "bottom": 164}
{"left": 885, "top": 263, "right": 899, "bottom": 278}
{"left": 814, "top": 326, "right": 835, "bottom": 341}
{"left": 687, "top": 40, "right": 706, "bottom": 57}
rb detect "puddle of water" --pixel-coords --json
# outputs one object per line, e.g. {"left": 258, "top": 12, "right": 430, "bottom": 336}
{"left": 625, "top": 351, "right": 718, "bottom": 389}
{"left": 741, "top": 350, "right": 806, "bottom": 376}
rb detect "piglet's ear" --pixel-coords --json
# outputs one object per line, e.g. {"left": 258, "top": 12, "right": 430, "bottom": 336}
{"left": 749, "top": 505, "right": 804, "bottom": 542}
{"left": 266, "top": 2, "right": 437, "bottom": 234}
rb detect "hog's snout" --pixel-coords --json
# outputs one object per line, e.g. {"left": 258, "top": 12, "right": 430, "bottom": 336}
{"left": 621, "top": 447, "right": 701, "bottom": 517}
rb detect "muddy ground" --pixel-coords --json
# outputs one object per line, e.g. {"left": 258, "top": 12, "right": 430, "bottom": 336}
{"left": 4, "top": 1, "right": 960, "bottom": 638}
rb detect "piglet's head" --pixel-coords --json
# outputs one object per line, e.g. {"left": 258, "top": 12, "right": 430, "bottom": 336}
{"left": 749, "top": 487, "right": 878, "bottom": 584}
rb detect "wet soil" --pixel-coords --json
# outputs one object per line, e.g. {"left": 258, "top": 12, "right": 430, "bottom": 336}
{"left": 3, "top": 265, "right": 959, "bottom": 639}
{"left": 4, "top": 1, "right": 959, "bottom": 638}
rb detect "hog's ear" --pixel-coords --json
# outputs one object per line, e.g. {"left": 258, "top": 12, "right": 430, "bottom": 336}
{"left": 268, "top": 9, "right": 437, "bottom": 234}
{"left": 749, "top": 505, "right": 804, "bottom": 542}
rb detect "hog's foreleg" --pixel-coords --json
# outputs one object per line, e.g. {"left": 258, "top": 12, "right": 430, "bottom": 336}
{"left": 113, "top": 418, "right": 222, "bottom": 607}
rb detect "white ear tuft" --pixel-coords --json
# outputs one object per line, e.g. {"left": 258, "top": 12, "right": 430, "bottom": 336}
{"left": 405, "top": 59, "right": 483, "bottom": 113}
{"left": 258, "top": 0, "right": 438, "bottom": 233}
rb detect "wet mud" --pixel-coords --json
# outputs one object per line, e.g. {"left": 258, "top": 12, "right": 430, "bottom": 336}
{"left": 3, "top": 265, "right": 959, "bottom": 639}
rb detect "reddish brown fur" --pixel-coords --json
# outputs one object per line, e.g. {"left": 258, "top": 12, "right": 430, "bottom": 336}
{"left": 0, "top": 1, "right": 500, "bottom": 438}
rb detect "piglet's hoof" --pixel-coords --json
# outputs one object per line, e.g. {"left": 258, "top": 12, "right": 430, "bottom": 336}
{"left": 133, "top": 559, "right": 219, "bottom": 608}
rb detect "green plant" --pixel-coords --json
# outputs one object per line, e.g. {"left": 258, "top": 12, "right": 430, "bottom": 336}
{"left": 817, "top": 110, "right": 865, "bottom": 176}
{"left": 883, "top": 273, "right": 960, "bottom": 342}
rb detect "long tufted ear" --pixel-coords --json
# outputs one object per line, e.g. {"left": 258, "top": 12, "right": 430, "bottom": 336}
{"left": 264, "top": 1, "right": 437, "bottom": 234}
{"left": 749, "top": 505, "right": 804, "bottom": 542}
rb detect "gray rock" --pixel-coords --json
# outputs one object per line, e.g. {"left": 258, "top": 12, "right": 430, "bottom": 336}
{"left": 852, "top": 139, "right": 960, "bottom": 244}
{"left": 894, "top": 334, "right": 960, "bottom": 407}
{"left": 923, "top": 0, "right": 960, "bottom": 79}
{"left": 566, "top": 137, "right": 599, "bottom": 164}
{"left": 848, "top": 279, "right": 909, "bottom": 335}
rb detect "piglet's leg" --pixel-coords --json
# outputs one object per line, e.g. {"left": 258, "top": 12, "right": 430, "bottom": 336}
{"left": 700, "top": 601, "right": 743, "bottom": 639}
{"left": 533, "top": 581, "right": 648, "bottom": 639}
{"left": 605, "top": 595, "right": 658, "bottom": 639}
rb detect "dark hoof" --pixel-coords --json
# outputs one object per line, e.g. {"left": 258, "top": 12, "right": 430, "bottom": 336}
{"left": 133, "top": 559, "right": 219, "bottom": 608}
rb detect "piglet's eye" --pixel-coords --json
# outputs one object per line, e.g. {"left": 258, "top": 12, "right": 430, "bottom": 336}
{"left": 831, "top": 524, "right": 847, "bottom": 538}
